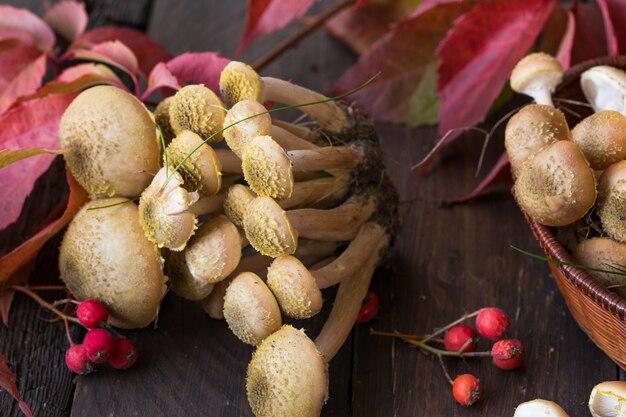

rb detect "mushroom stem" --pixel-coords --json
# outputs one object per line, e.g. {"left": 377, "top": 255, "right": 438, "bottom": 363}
{"left": 279, "top": 175, "right": 350, "bottom": 209}
{"left": 187, "top": 193, "right": 225, "bottom": 216}
{"left": 272, "top": 119, "right": 313, "bottom": 141}
{"left": 287, "top": 146, "right": 362, "bottom": 172}
{"left": 214, "top": 148, "right": 243, "bottom": 173}
{"left": 271, "top": 124, "right": 318, "bottom": 150}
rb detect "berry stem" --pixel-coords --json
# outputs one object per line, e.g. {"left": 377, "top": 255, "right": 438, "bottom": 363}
{"left": 438, "top": 355, "right": 454, "bottom": 385}
{"left": 371, "top": 329, "right": 491, "bottom": 358}
{"left": 52, "top": 298, "right": 80, "bottom": 308}
{"left": 420, "top": 311, "right": 480, "bottom": 344}
{"left": 370, "top": 329, "right": 427, "bottom": 341}
{"left": 25, "top": 285, "right": 68, "bottom": 291}
{"left": 64, "top": 317, "right": 74, "bottom": 345}
{"left": 8, "top": 285, "right": 81, "bottom": 325}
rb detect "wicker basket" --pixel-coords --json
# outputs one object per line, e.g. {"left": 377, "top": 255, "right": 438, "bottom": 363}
{"left": 521, "top": 56, "right": 626, "bottom": 370}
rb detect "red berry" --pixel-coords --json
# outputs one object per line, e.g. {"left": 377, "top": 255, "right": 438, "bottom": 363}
{"left": 65, "top": 344, "right": 93, "bottom": 375}
{"left": 108, "top": 338, "right": 138, "bottom": 370}
{"left": 491, "top": 338, "right": 524, "bottom": 370}
{"left": 76, "top": 299, "right": 109, "bottom": 329}
{"left": 356, "top": 291, "right": 379, "bottom": 323}
{"left": 475, "top": 308, "right": 510, "bottom": 340}
{"left": 83, "top": 328, "right": 114, "bottom": 363}
{"left": 444, "top": 324, "right": 477, "bottom": 353}
{"left": 452, "top": 374, "right": 482, "bottom": 406}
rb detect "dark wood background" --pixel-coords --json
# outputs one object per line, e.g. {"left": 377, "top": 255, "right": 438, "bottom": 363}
{"left": 1, "top": 1, "right": 623, "bottom": 416}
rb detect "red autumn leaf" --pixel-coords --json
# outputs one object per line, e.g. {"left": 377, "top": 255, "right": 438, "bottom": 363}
{"left": 0, "top": 5, "right": 55, "bottom": 52}
{"left": 0, "top": 354, "right": 33, "bottom": 417}
{"left": 556, "top": 10, "right": 576, "bottom": 69}
{"left": 437, "top": 0, "right": 556, "bottom": 135}
{"left": 166, "top": 52, "right": 231, "bottom": 94}
{"left": 597, "top": 0, "right": 619, "bottom": 56}
{"left": 333, "top": 1, "right": 473, "bottom": 126}
{"left": 446, "top": 152, "right": 512, "bottom": 204}
{"left": 0, "top": 93, "right": 77, "bottom": 232}
{"left": 70, "top": 40, "right": 139, "bottom": 78}
{"left": 141, "top": 62, "right": 181, "bottom": 101}
{"left": 601, "top": 0, "right": 626, "bottom": 54}
{"left": 0, "top": 44, "right": 46, "bottom": 114}
{"left": 0, "top": 289, "right": 15, "bottom": 327}
{"left": 43, "top": 0, "right": 88, "bottom": 42}
{"left": 570, "top": 1, "right": 608, "bottom": 65}
{"left": 237, "top": 0, "right": 315, "bottom": 54}
{"left": 0, "top": 168, "right": 88, "bottom": 286}
{"left": 71, "top": 27, "right": 171, "bottom": 77}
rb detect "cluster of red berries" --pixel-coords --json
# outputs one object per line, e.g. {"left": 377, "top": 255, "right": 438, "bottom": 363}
{"left": 64, "top": 300, "right": 138, "bottom": 375}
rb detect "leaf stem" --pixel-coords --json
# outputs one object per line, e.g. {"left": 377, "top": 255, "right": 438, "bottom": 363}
{"left": 8, "top": 285, "right": 80, "bottom": 325}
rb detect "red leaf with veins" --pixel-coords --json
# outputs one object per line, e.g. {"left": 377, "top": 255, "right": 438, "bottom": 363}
{"left": 0, "top": 5, "right": 55, "bottom": 52}
{"left": 70, "top": 40, "right": 139, "bottom": 78}
{"left": 71, "top": 27, "right": 171, "bottom": 77}
{"left": 166, "top": 52, "right": 231, "bottom": 94}
{"left": 437, "top": 0, "right": 556, "bottom": 135}
{"left": 446, "top": 152, "right": 512, "bottom": 204}
{"left": 44, "top": 0, "right": 88, "bottom": 42}
{"left": 0, "top": 354, "right": 33, "bottom": 417}
{"left": 601, "top": 0, "right": 626, "bottom": 54}
{"left": 237, "top": 0, "right": 315, "bottom": 54}
{"left": 0, "top": 93, "right": 77, "bottom": 232}
{"left": 0, "top": 45, "right": 46, "bottom": 114}
{"left": 570, "top": 1, "right": 607, "bottom": 65}
{"left": 142, "top": 62, "right": 182, "bottom": 101}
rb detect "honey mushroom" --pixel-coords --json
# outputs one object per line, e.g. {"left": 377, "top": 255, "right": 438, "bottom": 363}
{"left": 589, "top": 381, "right": 626, "bottom": 417}
{"left": 570, "top": 110, "right": 626, "bottom": 171}
{"left": 510, "top": 52, "right": 564, "bottom": 106}
{"left": 596, "top": 160, "right": 626, "bottom": 242}
{"left": 168, "top": 84, "right": 226, "bottom": 144}
{"left": 573, "top": 237, "right": 626, "bottom": 298}
{"left": 513, "top": 399, "right": 570, "bottom": 417}
{"left": 243, "top": 194, "right": 376, "bottom": 257}
{"left": 580, "top": 65, "right": 626, "bottom": 113}
{"left": 154, "top": 96, "right": 176, "bottom": 145}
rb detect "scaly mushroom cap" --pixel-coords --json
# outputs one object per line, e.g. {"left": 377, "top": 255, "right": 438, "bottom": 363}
{"left": 510, "top": 52, "right": 563, "bottom": 105}
{"left": 166, "top": 130, "right": 222, "bottom": 196}
{"left": 169, "top": 84, "right": 226, "bottom": 143}
{"left": 267, "top": 256, "right": 322, "bottom": 319}
{"left": 514, "top": 140, "right": 596, "bottom": 226}
{"left": 244, "top": 196, "right": 298, "bottom": 257}
{"left": 138, "top": 166, "right": 199, "bottom": 251}
{"left": 505, "top": 104, "right": 571, "bottom": 177}
{"left": 242, "top": 135, "right": 294, "bottom": 199}
{"left": 219, "top": 61, "right": 266, "bottom": 109}
{"left": 573, "top": 237, "right": 626, "bottom": 298}
{"left": 224, "top": 184, "right": 256, "bottom": 228}
{"left": 154, "top": 96, "right": 176, "bottom": 145}
{"left": 589, "top": 381, "right": 626, "bottom": 417}
{"left": 59, "top": 198, "right": 167, "bottom": 329}
{"left": 581, "top": 65, "right": 626, "bottom": 112}
{"left": 597, "top": 160, "right": 626, "bottom": 242}
{"left": 572, "top": 110, "right": 626, "bottom": 170}
{"left": 167, "top": 215, "right": 243, "bottom": 300}
{"left": 514, "top": 399, "right": 570, "bottom": 417}
{"left": 223, "top": 99, "right": 272, "bottom": 157}
{"left": 59, "top": 85, "right": 160, "bottom": 197}
{"left": 246, "top": 325, "right": 328, "bottom": 417}
{"left": 223, "top": 272, "right": 282, "bottom": 345}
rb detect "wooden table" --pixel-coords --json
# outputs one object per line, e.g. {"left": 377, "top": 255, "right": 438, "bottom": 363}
{"left": 1, "top": 1, "right": 624, "bottom": 416}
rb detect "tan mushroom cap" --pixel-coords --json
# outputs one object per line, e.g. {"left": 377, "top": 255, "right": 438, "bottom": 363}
{"left": 59, "top": 198, "right": 167, "bottom": 329}
{"left": 138, "top": 166, "right": 199, "bottom": 251}
{"left": 514, "top": 399, "right": 570, "bottom": 417}
{"left": 510, "top": 52, "right": 563, "bottom": 105}
{"left": 242, "top": 135, "right": 294, "bottom": 200}
{"left": 243, "top": 196, "right": 297, "bottom": 257}
{"left": 224, "top": 184, "right": 256, "bottom": 228}
{"left": 572, "top": 111, "right": 626, "bottom": 170}
{"left": 597, "top": 160, "right": 626, "bottom": 242}
{"left": 581, "top": 65, "right": 626, "bottom": 112}
{"left": 223, "top": 272, "right": 282, "bottom": 346}
{"left": 166, "top": 130, "right": 222, "bottom": 196}
{"left": 267, "top": 256, "right": 323, "bottom": 319}
{"left": 573, "top": 238, "right": 626, "bottom": 298}
{"left": 167, "top": 215, "right": 243, "bottom": 300}
{"left": 219, "top": 61, "right": 266, "bottom": 109}
{"left": 59, "top": 85, "right": 160, "bottom": 198}
{"left": 223, "top": 99, "right": 272, "bottom": 157}
{"left": 505, "top": 104, "right": 571, "bottom": 177}
{"left": 154, "top": 96, "right": 176, "bottom": 145}
{"left": 514, "top": 140, "right": 596, "bottom": 226}
{"left": 169, "top": 84, "right": 226, "bottom": 143}
{"left": 246, "top": 325, "right": 328, "bottom": 417}
{"left": 589, "top": 381, "right": 626, "bottom": 417}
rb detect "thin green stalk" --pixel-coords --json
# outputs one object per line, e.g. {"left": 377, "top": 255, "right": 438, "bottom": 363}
{"left": 511, "top": 245, "right": 626, "bottom": 276}
{"left": 87, "top": 197, "right": 137, "bottom": 211}
{"left": 157, "top": 124, "right": 169, "bottom": 177}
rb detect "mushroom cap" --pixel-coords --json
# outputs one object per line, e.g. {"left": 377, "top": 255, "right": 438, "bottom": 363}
{"left": 572, "top": 110, "right": 626, "bottom": 170}
{"left": 581, "top": 65, "right": 626, "bottom": 112}
{"left": 513, "top": 399, "right": 570, "bottom": 417}
{"left": 219, "top": 61, "right": 266, "bottom": 109}
{"left": 224, "top": 184, "right": 256, "bottom": 228}
{"left": 223, "top": 272, "right": 282, "bottom": 345}
{"left": 59, "top": 85, "right": 160, "bottom": 198}
{"left": 223, "top": 99, "right": 272, "bottom": 157}
{"left": 510, "top": 53, "right": 563, "bottom": 98}
{"left": 59, "top": 198, "right": 167, "bottom": 329}
{"left": 243, "top": 196, "right": 298, "bottom": 257}
{"left": 267, "top": 256, "right": 322, "bottom": 319}
{"left": 167, "top": 215, "right": 243, "bottom": 300}
{"left": 242, "top": 135, "right": 294, "bottom": 200}
{"left": 169, "top": 84, "right": 226, "bottom": 143}
{"left": 597, "top": 160, "right": 626, "bottom": 242}
{"left": 573, "top": 237, "right": 626, "bottom": 297}
{"left": 505, "top": 104, "right": 571, "bottom": 177}
{"left": 166, "top": 130, "right": 222, "bottom": 196}
{"left": 154, "top": 96, "right": 176, "bottom": 145}
{"left": 138, "top": 166, "right": 199, "bottom": 251}
{"left": 589, "top": 381, "right": 626, "bottom": 417}
{"left": 514, "top": 140, "right": 596, "bottom": 226}
{"left": 202, "top": 278, "right": 229, "bottom": 320}
{"left": 246, "top": 325, "right": 328, "bottom": 417}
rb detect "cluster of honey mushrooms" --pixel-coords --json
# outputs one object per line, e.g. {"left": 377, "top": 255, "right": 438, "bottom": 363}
{"left": 507, "top": 53, "right": 626, "bottom": 299}
{"left": 57, "top": 61, "right": 398, "bottom": 416}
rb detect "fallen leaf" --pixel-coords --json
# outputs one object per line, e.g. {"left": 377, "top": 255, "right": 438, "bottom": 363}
{"left": 597, "top": 0, "right": 619, "bottom": 56}
{"left": 570, "top": 1, "right": 608, "bottom": 65}
{"left": 556, "top": 10, "right": 575, "bottom": 69}
{"left": 437, "top": 0, "right": 556, "bottom": 135}
{"left": 333, "top": 1, "right": 473, "bottom": 126}
{"left": 538, "top": 5, "right": 568, "bottom": 56}
{"left": 0, "top": 45, "right": 46, "bottom": 114}
{"left": 43, "top": 0, "right": 88, "bottom": 42}
{"left": 141, "top": 62, "right": 181, "bottom": 101}
{"left": 0, "top": 5, "right": 55, "bottom": 52}
{"left": 0, "top": 289, "right": 15, "bottom": 327}
{"left": 0, "top": 93, "right": 77, "bottom": 231}
{"left": 237, "top": 0, "right": 315, "bottom": 54}
{"left": 166, "top": 52, "right": 230, "bottom": 94}
{"left": 70, "top": 40, "right": 139, "bottom": 78}
{"left": 0, "top": 148, "right": 63, "bottom": 169}
{"left": 0, "top": 354, "right": 33, "bottom": 417}
{"left": 446, "top": 152, "right": 512, "bottom": 204}
{"left": 602, "top": 0, "right": 626, "bottom": 54}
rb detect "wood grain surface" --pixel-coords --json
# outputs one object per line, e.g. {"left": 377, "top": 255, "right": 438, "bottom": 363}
{"left": 1, "top": 1, "right": 623, "bottom": 416}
